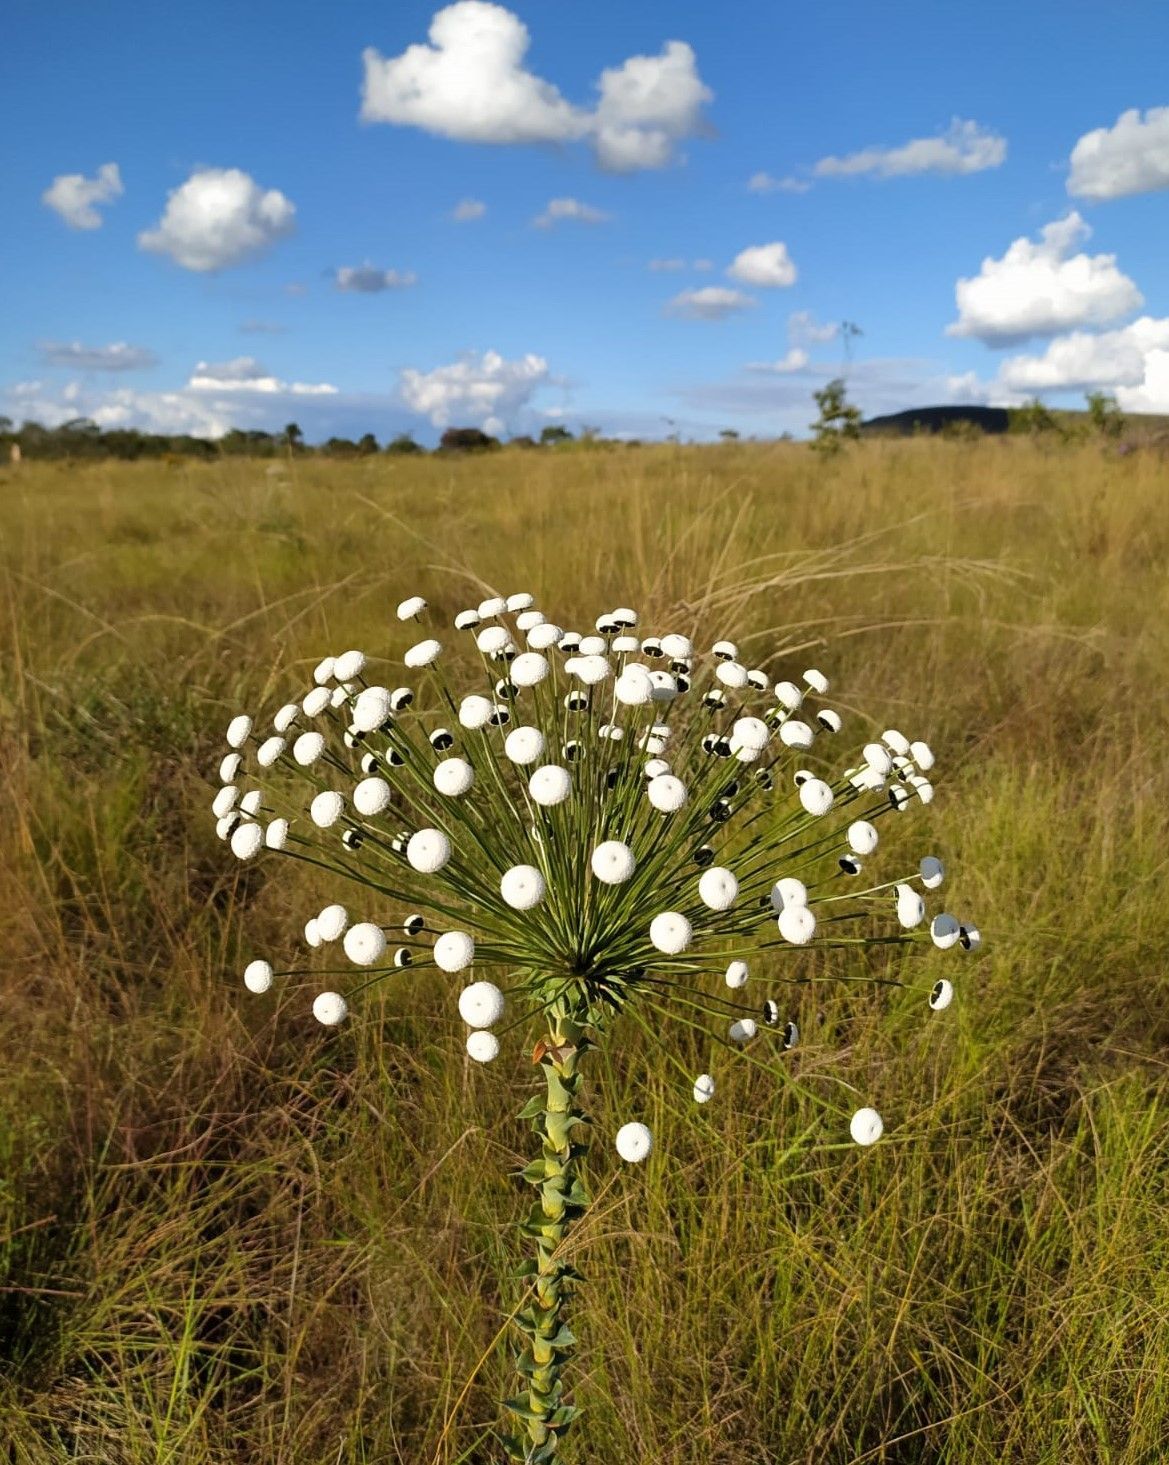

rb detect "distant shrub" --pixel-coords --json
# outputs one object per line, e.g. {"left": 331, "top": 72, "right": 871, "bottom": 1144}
{"left": 1086, "top": 391, "right": 1125, "bottom": 440}
{"left": 539, "top": 424, "right": 573, "bottom": 446}
{"left": 385, "top": 433, "right": 424, "bottom": 455}
{"left": 438, "top": 427, "right": 501, "bottom": 453}
{"left": 810, "top": 378, "right": 862, "bottom": 454}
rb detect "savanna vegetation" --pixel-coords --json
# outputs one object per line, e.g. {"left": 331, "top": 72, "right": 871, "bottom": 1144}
{"left": 1, "top": 435, "right": 1167, "bottom": 1463}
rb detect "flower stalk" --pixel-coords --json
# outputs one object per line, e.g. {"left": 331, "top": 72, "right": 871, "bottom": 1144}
{"left": 505, "top": 993, "right": 594, "bottom": 1464}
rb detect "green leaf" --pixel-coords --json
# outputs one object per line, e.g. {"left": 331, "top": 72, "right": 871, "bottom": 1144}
{"left": 516, "top": 1095, "right": 545, "bottom": 1120}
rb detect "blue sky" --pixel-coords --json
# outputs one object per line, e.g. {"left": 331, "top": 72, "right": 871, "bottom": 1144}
{"left": 3, "top": 0, "right": 1168, "bottom": 442}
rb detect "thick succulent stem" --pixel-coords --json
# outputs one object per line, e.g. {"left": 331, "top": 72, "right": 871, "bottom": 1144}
{"left": 504, "top": 995, "right": 593, "bottom": 1464}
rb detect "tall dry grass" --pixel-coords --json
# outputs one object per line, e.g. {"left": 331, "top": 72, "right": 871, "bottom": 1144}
{"left": 1, "top": 438, "right": 1168, "bottom": 1463}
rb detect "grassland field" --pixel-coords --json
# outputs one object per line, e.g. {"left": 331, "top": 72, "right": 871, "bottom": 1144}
{"left": 1, "top": 437, "right": 1168, "bottom": 1464}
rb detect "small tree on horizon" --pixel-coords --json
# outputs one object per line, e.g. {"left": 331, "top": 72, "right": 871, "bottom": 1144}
{"left": 810, "top": 378, "right": 862, "bottom": 454}
{"left": 1086, "top": 390, "right": 1125, "bottom": 440}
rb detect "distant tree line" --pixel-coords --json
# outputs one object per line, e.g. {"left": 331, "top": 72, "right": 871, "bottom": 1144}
{"left": 0, "top": 416, "right": 635, "bottom": 462}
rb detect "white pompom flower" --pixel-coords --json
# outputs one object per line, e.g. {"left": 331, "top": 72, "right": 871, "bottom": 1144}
{"left": 313, "top": 992, "right": 348, "bottom": 1027}
{"left": 799, "top": 778, "right": 834, "bottom": 816}
{"left": 352, "top": 687, "right": 392, "bottom": 733}
{"left": 650, "top": 911, "right": 692, "bottom": 954}
{"left": 219, "top": 753, "right": 242, "bottom": 783}
{"left": 529, "top": 765, "right": 571, "bottom": 807}
{"left": 458, "top": 977, "right": 503, "bottom": 1025}
{"left": 896, "top": 884, "right": 926, "bottom": 929}
{"left": 244, "top": 960, "right": 273, "bottom": 994}
{"left": 725, "top": 960, "right": 749, "bottom": 989}
{"left": 500, "top": 865, "right": 546, "bottom": 910}
{"left": 310, "top": 791, "right": 344, "bottom": 828}
{"left": 698, "top": 867, "right": 738, "bottom": 911}
{"left": 510, "top": 652, "right": 549, "bottom": 687}
{"left": 729, "top": 1017, "right": 757, "bottom": 1043}
{"left": 316, "top": 904, "right": 349, "bottom": 942}
{"left": 257, "top": 736, "right": 285, "bottom": 768}
{"left": 226, "top": 715, "right": 252, "bottom": 748}
{"left": 477, "top": 626, "right": 512, "bottom": 655}
{"left": 302, "top": 686, "right": 332, "bottom": 718}
{"left": 230, "top": 823, "right": 263, "bottom": 861}
{"left": 405, "top": 638, "right": 442, "bottom": 669}
{"left": 850, "top": 1108, "right": 883, "bottom": 1146}
{"left": 647, "top": 775, "right": 687, "bottom": 813}
{"left": 693, "top": 1073, "right": 715, "bottom": 1104}
{"left": 353, "top": 777, "right": 392, "bottom": 816}
{"left": 459, "top": 694, "right": 494, "bottom": 730}
{"left": 466, "top": 1030, "right": 500, "bottom": 1063}
{"left": 920, "top": 855, "right": 945, "bottom": 889}
{"left": 591, "top": 841, "right": 635, "bottom": 884}
{"left": 930, "top": 913, "right": 961, "bottom": 950}
{"left": 434, "top": 759, "right": 475, "bottom": 797}
{"left": 407, "top": 828, "right": 452, "bottom": 873}
{"left": 778, "top": 905, "right": 816, "bottom": 945}
{"left": 293, "top": 733, "right": 327, "bottom": 767}
{"left": 848, "top": 820, "right": 879, "bottom": 855}
{"left": 397, "top": 596, "right": 427, "bottom": 621}
{"left": 505, "top": 727, "right": 545, "bottom": 765}
{"left": 929, "top": 979, "right": 954, "bottom": 1011}
{"left": 432, "top": 931, "right": 473, "bottom": 974}
{"left": 343, "top": 922, "right": 387, "bottom": 966}
{"left": 264, "top": 819, "right": 288, "bottom": 850}
{"left": 615, "top": 1122, "right": 653, "bottom": 1163}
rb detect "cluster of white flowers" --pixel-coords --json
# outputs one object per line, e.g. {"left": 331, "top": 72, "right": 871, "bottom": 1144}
{"left": 212, "top": 591, "right": 979, "bottom": 1158}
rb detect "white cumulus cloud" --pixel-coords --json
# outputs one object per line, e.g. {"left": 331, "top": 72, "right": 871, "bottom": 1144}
{"left": 948, "top": 213, "right": 1143, "bottom": 345}
{"left": 138, "top": 167, "right": 296, "bottom": 272}
{"left": 591, "top": 40, "right": 711, "bottom": 172}
{"left": 533, "top": 197, "right": 610, "bottom": 228}
{"left": 726, "top": 241, "right": 797, "bottom": 288}
{"left": 187, "top": 357, "right": 337, "bottom": 396}
{"left": 746, "top": 348, "right": 809, "bottom": 373}
{"left": 747, "top": 171, "right": 809, "bottom": 194}
{"left": 998, "top": 317, "right": 1169, "bottom": 394}
{"left": 37, "top": 341, "right": 157, "bottom": 371}
{"left": 788, "top": 310, "right": 839, "bottom": 346}
{"left": 665, "top": 286, "right": 757, "bottom": 320}
{"left": 398, "top": 349, "right": 550, "bottom": 432}
{"left": 451, "top": 198, "right": 487, "bottom": 221}
{"left": 360, "top": 3, "right": 711, "bottom": 172}
{"left": 42, "top": 162, "right": 123, "bottom": 229}
{"left": 814, "top": 118, "right": 1006, "bottom": 180}
{"left": 335, "top": 263, "right": 418, "bottom": 292}
{"left": 1067, "top": 107, "right": 1169, "bottom": 200}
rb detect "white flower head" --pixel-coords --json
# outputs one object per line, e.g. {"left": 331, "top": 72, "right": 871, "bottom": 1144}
{"left": 434, "top": 758, "right": 475, "bottom": 797}
{"left": 313, "top": 991, "right": 348, "bottom": 1026}
{"left": 437, "top": 931, "right": 476, "bottom": 973}
{"left": 612, "top": 634, "right": 640, "bottom": 653}
{"left": 219, "top": 752, "right": 242, "bottom": 783}
{"left": 799, "top": 778, "right": 834, "bottom": 816}
{"left": 477, "top": 626, "right": 512, "bottom": 655}
{"left": 212, "top": 785, "right": 239, "bottom": 819}
{"left": 510, "top": 651, "right": 549, "bottom": 687}
{"left": 313, "top": 656, "right": 336, "bottom": 685}
{"left": 529, "top": 765, "right": 571, "bottom": 807}
{"left": 615, "top": 1122, "right": 652, "bottom": 1163}
{"left": 527, "top": 622, "right": 562, "bottom": 650}
{"left": 310, "top": 791, "right": 344, "bottom": 828}
{"left": 334, "top": 649, "right": 366, "bottom": 680}
{"left": 317, "top": 904, "right": 349, "bottom": 942}
{"left": 779, "top": 720, "right": 814, "bottom": 749}
{"left": 804, "top": 669, "right": 829, "bottom": 694}
{"left": 257, "top": 735, "right": 285, "bottom": 768}
{"left": 457, "top": 976, "right": 502, "bottom": 1024}
{"left": 778, "top": 905, "right": 816, "bottom": 945}
{"left": 693, "top": 1073, "right": 715, "bottom": 1104}
{"left": 882, "top": 728, "right": 910, "bottom": 756}
{"left": 478, "top": 596, "right": 507, "bottom": 618}
{"left": 660, "top": 633, "right": 693, "bottom": 659}
{"left": 920, "top": 855, "right": 945, "bottom": 889}
{"left": 929, "top": 979, "right": 954, "bottom": 1011}
{"left": 353, "top": 776, "right": 392, "bottom": 816}
{"left": 591, "top": 841, "right": 635, "bottom": 884}
{"left": 397, "top": 596, "right": 427, "bottom": 621}
{"left": 264, "top": 818, "right": 288, "bottom": 850}
{"left": 405, "top": 638, "right": 442, "bottom": 669}
{"left": 647, "top": 774, "right": 687, "bottom": 813}
{"left": 847, "top": 820, "right": 879, "bottom": 855}
{"left": 244, "top": 960, "right": 273, "bottom": 994}
{"left": 615, "top": 666, "right": 653, "bottom": 707}
{"left": 732, "top": 717, "right": 770, "bottom": 753}
{"left": 230, "top": 822, "right": 263, "bottom": 861}
{"left": 505, "top": 726, "right": 545, "bottom": 765}
{"left": 302, "top": 686, "right": 332, "bottom": 717}
{"left": 930, "top": 913, "right": 961, "bottom": 950}
{"left": 352, "top": 686, "right": 392, "bottom": 733}
{"left": 774, "top": 680, "right": 802, "bottom": 710}
{"left": 650, "top": 911, "right": 692, "bottom": 954}
{"left": 226, "top": 714, "right": 252, "bottom": 748}
{"left": 459, "top": 694, "right": 494, "bottom": 730}
{"left": 850, "top": 1107, "right": 883, "bottom": 1146}
{"left": 716, "top": 661, "right": 748, "bottom": 689}
{"left": 896, "top": 884, "right": 926, "bottom": 928}
{"left": 239, "top": 790, "right": 262, "bottom": 817}
{"left": 570, "top": 654, "right": 611, "bottom": 686}
{"left": 273, "top": 702, "right": 299, "bottom": 732}
{"left": 729, "top": 1017, "right": 757, "bottom": 1043}
{"left": 698, "top": 866, "right": 738, "bottom": 911}
{"left": 466, "top": 1029, "right": 499, "bottom": 1062}
{"left": 500, "top": 864, "right": 546, "bottom": 910}
{"left": 343, "top": 922, "right": 386, "bottom": 966}
{"left": 725, "top": 959, "right": 749, "bottom": 989}
{"left": 769, "top": 877, "right": 807, "bottom": 912}
{"left": 454, "top": 609, "right": 480, "bottom": 631}
{"left": 712, "top": 639, "right": 738, "bottom": 661}
{"left": 407, "top": 828, "right": 451, "bottom": 873}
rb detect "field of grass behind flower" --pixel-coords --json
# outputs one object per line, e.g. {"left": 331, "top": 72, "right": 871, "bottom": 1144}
{"left": 1, "top": 437, "right": 1168, "bottom": 1464}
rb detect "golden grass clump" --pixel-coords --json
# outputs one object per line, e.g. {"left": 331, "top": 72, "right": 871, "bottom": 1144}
{"left": 1, "top": 436, "right": 1168, "bottom": 1463}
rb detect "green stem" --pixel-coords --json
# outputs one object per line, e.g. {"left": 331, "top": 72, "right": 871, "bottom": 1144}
{"left": 505, "top": 993, "right": 593, "bottom": 1464}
